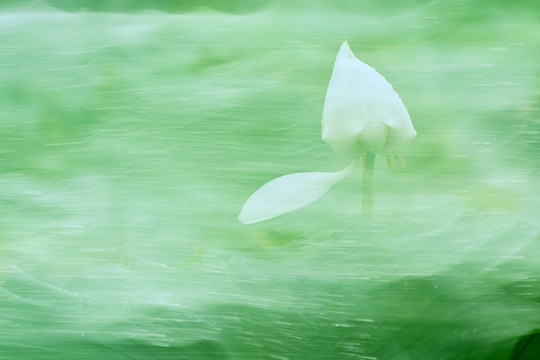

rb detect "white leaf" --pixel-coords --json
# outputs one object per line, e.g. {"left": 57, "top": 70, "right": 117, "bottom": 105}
{"left": 238, "top": 164, "right": 354, "bottom": 224}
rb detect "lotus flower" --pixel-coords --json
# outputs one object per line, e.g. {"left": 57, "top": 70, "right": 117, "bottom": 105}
{"left": 238, "top": 41, "right": 416, "bottom": 224}
{"left": 322, "top": 41, "right": 416, "bottom": 163}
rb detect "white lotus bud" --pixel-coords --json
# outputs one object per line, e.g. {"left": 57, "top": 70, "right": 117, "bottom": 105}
{"left": 238, "top": 41, "right": 416, "bottom": 224}
{"left": 322, "top": 41, "right": 416, "bottom": 159}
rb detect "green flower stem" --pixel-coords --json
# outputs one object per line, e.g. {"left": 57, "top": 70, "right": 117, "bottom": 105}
{"left": 362, "top": 151, "right": 375, "bottom": 220}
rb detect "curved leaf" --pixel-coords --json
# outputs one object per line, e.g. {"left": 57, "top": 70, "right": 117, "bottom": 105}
{"left": 238, "top": 164, "right": 354, "bottom": 224}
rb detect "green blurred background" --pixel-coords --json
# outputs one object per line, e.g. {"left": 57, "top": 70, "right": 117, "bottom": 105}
{"left": 1, "top": 0, "right": 539, "bottom": 359}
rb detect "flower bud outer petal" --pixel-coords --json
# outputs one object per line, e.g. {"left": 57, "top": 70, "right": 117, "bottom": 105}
{"left": 322, "top": 41, "right": 372, "bottom": 157}
{"left": 238, "top": 165, "right": 354, "bottom": 224}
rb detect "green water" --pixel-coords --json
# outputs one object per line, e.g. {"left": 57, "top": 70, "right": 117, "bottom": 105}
{"left": 1, "top": 1, "right": 539, "bottom": 359}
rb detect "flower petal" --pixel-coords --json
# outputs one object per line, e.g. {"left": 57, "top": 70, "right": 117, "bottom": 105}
{"left": 238, "top": 164, "right": 354, "bottom": 224}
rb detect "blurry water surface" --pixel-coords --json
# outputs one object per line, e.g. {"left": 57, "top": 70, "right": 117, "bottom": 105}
{"left": 1, "top": 0, "right": 539, "bottom": 359}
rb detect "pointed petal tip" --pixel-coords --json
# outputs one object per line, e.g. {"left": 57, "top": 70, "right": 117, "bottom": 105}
{"left": 337, "top": 40, "right": 356, "bottom": 60}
